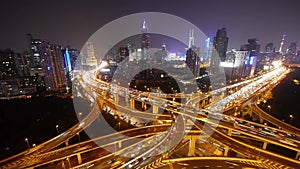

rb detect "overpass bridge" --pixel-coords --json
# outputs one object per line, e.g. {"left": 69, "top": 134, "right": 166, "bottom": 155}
{"left": 1, "top": 64, "right": 300, "bottom": 169}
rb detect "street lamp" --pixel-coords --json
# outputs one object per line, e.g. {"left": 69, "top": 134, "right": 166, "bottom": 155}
{"left": 78, "top": 112, "right": 83, "bottom": 120}
{"left": 118, "top": 122, "right": 121, "bottom": 130}
{"left": 267, "top": 105, "right": 271, "bottom": 113}
{"left": 25, "top": 138, "right": 30, "bottom": 149}
{"left": 77, "top": 133, "right": 81, "bottom": 143}
{"left": 289, "top": 115, "right": 294, "bottom": 124}
{"left": 56, "top": 125, "right": 60, "bottom": 134}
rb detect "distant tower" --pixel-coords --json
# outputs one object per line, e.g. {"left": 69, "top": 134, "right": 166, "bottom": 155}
{"left": 188, "top": 29, "right": 195, "bottom": 48}
{"left": 278, "top": 34, "right": 286, "bottom": 54}
{"left": 141, "top": 20, "right": 150, "bottom": 60}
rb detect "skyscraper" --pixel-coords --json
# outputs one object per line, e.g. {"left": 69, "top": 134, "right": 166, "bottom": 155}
{"left": 287, "top": 42, "right": 297, "bottom": 55}
{"left": 141, "top": 20, "right": 150, "bottom": 60}
{"left": 0, "top": 49, "right": 18, "bottom": 79}
{"left": 241, "top": 38, "right": 261, "bottom": 56}
{"left": 16, "top": 51, "right": 31, "bottom": 77}
{"left": 240, "top": 38, "right": 260, "bottom": 77}
{"left": 48, "top": 44, "right": 67, "bottom": 90}
{"left": 118, "top": 47, "right": 129, "bottom": 63}
{"left": 62, "top": 47, "right": 79, "bottom": 72}
{"left": 85, "top": 42, "right": 98, "bottom": 67}
{"left": 265, "top": 43, "right": 275, "bottom": 53}
{"left": 213, "top": 28, "right": 229, "bottom": 62}
{"left": 29, "top": 38, "right": 66, "bottom": 91}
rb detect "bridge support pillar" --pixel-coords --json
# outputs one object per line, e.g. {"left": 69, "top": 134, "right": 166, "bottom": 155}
{"left": 153, "top": 105, "right": 158, "bottom": 114}
{"left": 65, "top": 140, "right": 69, "bottom": 147}
{"left": 188, "top": 135, "right": 197, "bottom": 156}
{"left": 200, "top": 100, "right": 204, "bottom": 108}
{"left": 130, "top": 98, "right": 135, "bottom": 109}
{"left": 142, "top": 101, "right": 146, "bottom": 110}
{"left": 262, "top": 142, "right": 268, "bottom": 150}
{"left": 227, "top": 129, "right": 232, "bottom": 136}
{"left": 114, "top": 93, "right": 119, "bottom": 104}
{"left": 224, "top": 146, "right": 230, "bottom": 156}
{"left": 296, "top": 151, "right": 300, "bottom": 160}
{"left": 125, "top": 97, "right": 129, "bottom": 107}
{"left": 210, "top": 96, "right": 214, "bottom": 103}
{"left": 118, "top": 141, "right": 122, "bottom": 148}
{"left": 77, "top": 153, "right": 82, "bottom": 164}
{"left": 259, "top": 117, "right": 264, "bottom": 123}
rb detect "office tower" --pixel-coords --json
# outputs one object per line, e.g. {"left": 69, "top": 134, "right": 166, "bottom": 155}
{"left": 0, "top": 49, "right": 18, "bottom": 79}
{"left": 85, "top": 42, "right": 98, "bottom": 67}
{"left": 213, "top": 28, "right": 229, "bottom": 62}
{"left": 118, "top": 47, "right": 129, "bottom": 63}
{"left": 241, "top": 38, "right": 261, "bottom": 56}
{"left": 240, "top": 38, "right": 260, "bottom": 77}
{"left": 62, "top": 48, "right": 79, "bottom": 72}
{"left": 278, "top": 34, "right": 286, "bottom": 54}
{"left": 265, "top": 43, "right": 275, "bottom": 53}
{"left": 127, "top": 43, "right": 137, "bottom": 62}
{"left": 0, "top": 49, "right": 32, "bottom": 96}
{"left": 154, "top": 43, "right": 167, "bottom": 63}
{"left": 223, "top": 49, "right": 249, "bottom": 80}
{"left": 287, "top": 42, "right": 297, "bottom": 55}
{"left": 29, "top": 38, "right": 66, "bottom": 91}
{"left": 49, "top": 44, "right": 67, "bottom": 90}
{"left": 16, "top": 51, "right": 31, "bottom": 77}
{"left": 141, "top": 20, "right": 150, "bottom": 60}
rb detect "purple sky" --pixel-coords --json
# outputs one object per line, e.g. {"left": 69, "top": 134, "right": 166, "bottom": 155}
{"left": 0, "top": 0, "right": 300, "bottom": 52}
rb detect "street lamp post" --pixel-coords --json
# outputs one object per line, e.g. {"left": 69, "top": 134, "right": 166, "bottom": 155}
{"left": 289, "top": 115, "right": 294, "bottom": 124}
{"left": 56, "top": 125, "right": 60, "bottom": 134}
{"left": 118, "top": 122, "right": 121, "bottom": 130}
{"left": 267, "top": 105, "right": 271, "bottom": 113}
{"left": 78, "top": 112, "right": 83, "bottom": 120}
{"left": 25, "top": 138, "right": 30, "bottom": 149}
{"left": 77, "top": 133, "right": 81, "bottom": 143}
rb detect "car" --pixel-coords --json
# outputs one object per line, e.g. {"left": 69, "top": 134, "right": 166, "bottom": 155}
{"left": 111, "top": 160, "right": 125, "bottom": 168}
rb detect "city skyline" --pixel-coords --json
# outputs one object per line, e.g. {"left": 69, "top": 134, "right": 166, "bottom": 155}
{"left": 0, "top": 0, "right": 300, "bottom": 53}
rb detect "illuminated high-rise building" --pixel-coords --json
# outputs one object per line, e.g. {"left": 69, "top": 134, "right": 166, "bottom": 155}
{"left": 48, "top": 44, "right": 67, "bottom": 90}
{"left": 0, "top": 49, "right": 18, "bottom": 79}
{"left": 141, "top": 20, "right": 150, "bottom": 60}
{"left": 265, "top": 42, "right": 275, "bottom": 53}
{"left": 204, "top": 37, "right": 213, "bottom": 65}
{"left": 62, "top": 47, "right": 79, "bottom": 72}
{"left": 118, "top": 47, "right": 129, "bottom": 63}
{"left": 85, "top": 42, "right": 98, "bottom": 67}
{"left": 240, "top": 38, "right": 260, "bottom": 77}
{"left": 287, "top": 42, "right": 297, "bottom": 55}
{"left": 29, "top": 37, "right": 66, "bottom": 91}
{"left": 241, "top": 38, "right": 260, "bottom": 56}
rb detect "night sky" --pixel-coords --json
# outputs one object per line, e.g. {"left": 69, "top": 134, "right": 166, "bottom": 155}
{"left": 0, "top": 0, "right": 300, "bottom": 52}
